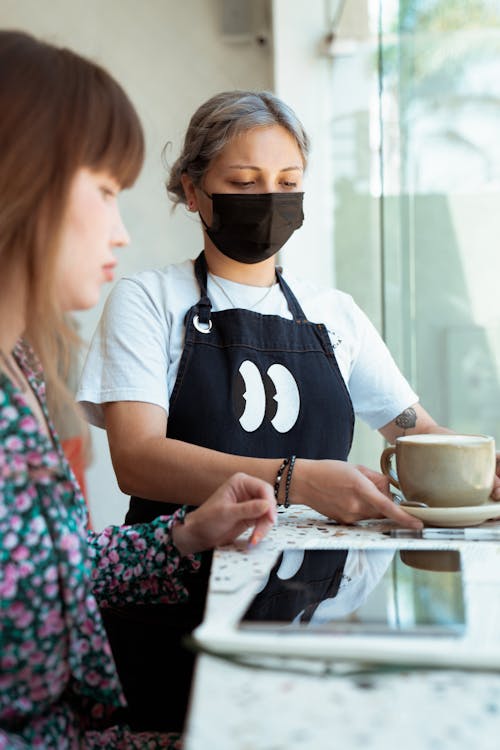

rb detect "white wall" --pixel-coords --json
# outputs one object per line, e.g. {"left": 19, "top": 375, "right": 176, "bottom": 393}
{"left": 1, "top": 0, "right": 272, "bottom": 529}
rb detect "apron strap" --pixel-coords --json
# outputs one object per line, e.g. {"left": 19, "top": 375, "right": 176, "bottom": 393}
{"left": 275, "top": 266, "right": 336, "bottom": 365}
{"left": 193, "top": 252, "right": 212, "bottom": 327}
{"left": 275, "top": 267, "right": 308, "bottom": 322}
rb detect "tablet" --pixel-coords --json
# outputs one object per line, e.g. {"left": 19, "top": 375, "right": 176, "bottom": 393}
{"left": 193, "top": 544, "right": 500, "bottom": 668}
{"left": 238, "top": 548, "right": 466, "bottom": 637}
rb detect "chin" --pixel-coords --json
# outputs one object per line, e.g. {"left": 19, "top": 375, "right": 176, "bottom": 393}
{"left": 63, "top": 288, "right": 102, "bottom": 312}
{"left": 81, "top": 291, "right": 102, "bottom": 310}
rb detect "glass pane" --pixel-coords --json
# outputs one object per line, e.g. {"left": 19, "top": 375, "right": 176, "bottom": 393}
{"left": 330, "top": 1, "right": 385, "bottom": 465}
{"left": 380, "top": 0, "right": 500, "bottom": 442}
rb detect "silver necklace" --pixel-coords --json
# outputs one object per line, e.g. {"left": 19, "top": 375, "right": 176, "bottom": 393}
{"left": 209, "top": 273, "right": 275, "bottom": 310}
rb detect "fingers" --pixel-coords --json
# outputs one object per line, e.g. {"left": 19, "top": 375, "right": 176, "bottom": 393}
{"left": 491, "top": 474, "right": 500, "bottom": 501}
{"left": 322, "top": 463, "right": 421, "bottom": 528}
{"left": 356, "top": 464, "right": 387, "bottom": 483}
{"left": 493, "top": 455, "right": 500, "bottom": 500}
{"left": 350, "top": 465, "right": 420, "bottom": 528}
{"left": 224, "top": 473, "right": 276, "bottom": 526}
{"left": 228, "top": 472, "right": 275, "bottom": 505}
{"left": 228, "top": 483, "right": 277, "bottom": 547}
{"left": 231, "top": 497, "right": 276, "bottom": 522}
{"left": 378, "top": 499, "right": 423, "bottom": 529}
{"left": 205, "top": 473, "right": 271, "bottom": 511}
{"left": 220, "top": 498, "right": 276, "bottom": 548}
{"left": 248, "top": 515, "right": 275, "bottom": 546}
{"left": 356, "top": 464, "right": 391, "bottom": 498}
{"left": 363, "top": 485, "right": 423, "bottom": 529}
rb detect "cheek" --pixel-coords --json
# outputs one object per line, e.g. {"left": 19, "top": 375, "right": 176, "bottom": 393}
{"left": 52, "top": 250, "right": 72, "bottom": 307}
{"left": 54, "top": 247, "right": 102, "bottom": 312}
{"left": 198, "top": 196, "right": 214, "bottom": 224}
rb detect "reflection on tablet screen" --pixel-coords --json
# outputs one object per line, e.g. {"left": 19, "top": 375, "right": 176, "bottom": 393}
{"left": 239, "top": 548, "right": 466, "bottom": 637}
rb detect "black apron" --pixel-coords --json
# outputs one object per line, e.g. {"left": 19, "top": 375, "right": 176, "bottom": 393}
{"left": 102, "top": 251, "right": 355, "bottom": 731}
{"left": 242, "top": 549, "right": 349, "bottom": 624}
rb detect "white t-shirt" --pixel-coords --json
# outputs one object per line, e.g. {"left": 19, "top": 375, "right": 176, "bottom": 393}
{"left": 76, "top": 258, "right": 418, "bottom": 430}
{"left": 301, "top": 549, "right": 395, "bottom": 624}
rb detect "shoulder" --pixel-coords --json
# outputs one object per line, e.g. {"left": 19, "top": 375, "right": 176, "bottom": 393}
{"left": 280, "top": 269, "right": 367, "bottom": 333}
{"left": 126, "top": 257, "right": 196, "bottom": 289}
{"left": 105, "top": 259, "right": 197, "bottom": 314}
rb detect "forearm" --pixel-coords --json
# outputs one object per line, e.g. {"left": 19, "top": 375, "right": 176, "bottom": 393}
{"left": 110, "top": 438, "right": 425, "bottom": 527}
{"left": 111, "top": 436, "right": 283, "bottom": 505}
{"left": 379, "top": 403, "right": 454, "bottom": 444}
{"left": 86, "top": 510, "right": 200, "bottom": 605}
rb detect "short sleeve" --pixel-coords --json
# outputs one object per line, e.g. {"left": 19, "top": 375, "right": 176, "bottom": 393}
{"left": 346, "top": 303, "right": 419, "bottom": 429}
{"left": 290, "top": 275, "right": 419, "bottom": 431}
{"left": 77, "top": 276, "right": 171, "bottom": 428}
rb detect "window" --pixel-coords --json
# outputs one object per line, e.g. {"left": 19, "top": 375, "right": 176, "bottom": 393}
{"left": 331, "top": 0, "right": 500, "bottom": 455}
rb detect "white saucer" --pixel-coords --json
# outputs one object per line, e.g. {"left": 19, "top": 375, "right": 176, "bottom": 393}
{"left": 401, "top": 501, "right": 500, "bottom": 527}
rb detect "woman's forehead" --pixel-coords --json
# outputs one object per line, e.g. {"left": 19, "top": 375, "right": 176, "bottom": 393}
{"left": 210, "top": 125, "right": 304, "bottom": 171}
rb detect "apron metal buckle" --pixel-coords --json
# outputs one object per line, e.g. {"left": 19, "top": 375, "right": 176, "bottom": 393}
{"left": 193, "top": 314, "right": 212, "bottom": 334}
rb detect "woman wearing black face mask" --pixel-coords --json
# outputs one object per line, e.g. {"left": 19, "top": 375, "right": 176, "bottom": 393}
{"left": 77, "top": 90, "right": 482, "bottom": 731}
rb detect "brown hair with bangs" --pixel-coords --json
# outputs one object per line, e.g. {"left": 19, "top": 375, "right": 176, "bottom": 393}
{"left": 0, "top": 30, "right": 144, "bottom": 404}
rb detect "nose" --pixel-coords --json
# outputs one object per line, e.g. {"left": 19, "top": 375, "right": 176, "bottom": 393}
{"left": 261, "top": 176, "right": 275, "bottom": 193}
{"left": 112, "top": 206, "right": 130, "bottom": 247}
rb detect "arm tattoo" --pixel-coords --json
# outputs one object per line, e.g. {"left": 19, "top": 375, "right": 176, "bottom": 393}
{"left": 395, "top": 407, "right": 417, "bottom": 432}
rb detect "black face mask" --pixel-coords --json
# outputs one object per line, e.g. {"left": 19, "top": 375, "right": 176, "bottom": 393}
{"left": 198, "top": 191, "right": 304, "bottom": 264}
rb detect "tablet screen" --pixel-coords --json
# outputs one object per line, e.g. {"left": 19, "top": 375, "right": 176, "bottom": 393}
{"left": 239, "top": 548, "right": 466, "bottom": 637}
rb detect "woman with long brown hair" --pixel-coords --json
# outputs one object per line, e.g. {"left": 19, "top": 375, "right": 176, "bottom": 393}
{"left": 0, "top": 30, "right": 276, "bottom": 749}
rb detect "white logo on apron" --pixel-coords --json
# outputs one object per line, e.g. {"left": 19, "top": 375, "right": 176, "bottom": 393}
{"left": 236, "top": 360, "right": 300, "bottom": 433}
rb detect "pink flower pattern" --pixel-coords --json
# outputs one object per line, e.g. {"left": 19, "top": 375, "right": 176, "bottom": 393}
{"left": 0, "top": 341, "right": 200, "bottom": 749}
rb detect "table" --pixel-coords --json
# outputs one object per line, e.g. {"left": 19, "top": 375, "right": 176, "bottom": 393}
{"left": 183, "top": 506, "right": 500, "bottom": 749}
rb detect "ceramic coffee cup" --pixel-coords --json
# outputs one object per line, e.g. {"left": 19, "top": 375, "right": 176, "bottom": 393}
{"left": 399, "top": 549, "right": 461, "bottom": 572}
{"left": 380, "top": 434, "right": 496, "bottom": 508}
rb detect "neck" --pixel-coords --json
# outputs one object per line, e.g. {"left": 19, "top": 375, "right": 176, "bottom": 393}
{"left": 204, "top": 244, "right": 277, "bottom": 286}
{"left": 0, "top": 275, "right": 26, "bottom": 356}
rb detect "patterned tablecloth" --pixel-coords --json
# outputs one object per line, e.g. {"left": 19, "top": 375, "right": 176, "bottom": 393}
{"left": 184, "top": 507, "right": 500, "bottom": 750}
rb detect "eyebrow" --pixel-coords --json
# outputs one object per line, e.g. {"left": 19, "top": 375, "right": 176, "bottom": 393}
{"left": 227, "top": 165, "right": 304, "bottom": 172}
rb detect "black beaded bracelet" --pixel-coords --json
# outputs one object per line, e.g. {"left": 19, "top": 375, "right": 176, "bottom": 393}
{"left": 284, "top": 455, "right": 296, "bottom": 508}
{"left": 274, "top": 457, "right": 290, "bottom": 503}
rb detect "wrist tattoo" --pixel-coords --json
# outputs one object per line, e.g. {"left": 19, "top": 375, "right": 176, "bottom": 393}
{"left": 395, "top": 407, "right": 417, "bottom": 433}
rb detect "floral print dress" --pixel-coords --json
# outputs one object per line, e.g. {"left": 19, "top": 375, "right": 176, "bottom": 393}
{"left": 0, "top": 342, "right": 200, "bottom": 749}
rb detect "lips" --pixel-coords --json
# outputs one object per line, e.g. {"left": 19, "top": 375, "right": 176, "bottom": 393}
{"left": 102, "top": 261, "right": 117, "bottom": 282}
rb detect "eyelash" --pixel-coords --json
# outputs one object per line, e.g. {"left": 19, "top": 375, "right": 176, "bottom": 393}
{"left": 229, "top": 180, "right": 298, "bottom": 189}
{"left": 100, "top": 186, "right": 116, "bottom": 200}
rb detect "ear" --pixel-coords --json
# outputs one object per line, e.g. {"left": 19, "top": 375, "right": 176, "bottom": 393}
{"left": 181, "top": 173, "right": 198, "bottom": 211}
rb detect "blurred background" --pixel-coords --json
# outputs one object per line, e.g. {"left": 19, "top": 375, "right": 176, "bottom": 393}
{"left": 3, "top": 0, "right": 500, "bottom": 529}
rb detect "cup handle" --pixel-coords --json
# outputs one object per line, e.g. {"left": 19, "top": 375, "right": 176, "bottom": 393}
{"left": 380, "top": 446, "right": 401, "bottom": 490}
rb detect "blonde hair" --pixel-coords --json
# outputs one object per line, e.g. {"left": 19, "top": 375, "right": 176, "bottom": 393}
{"left": 0, "top": 30, "right": 144, "bottom": 405}
{"left": 166, "top": 90, "right": 309, "bottom": 207}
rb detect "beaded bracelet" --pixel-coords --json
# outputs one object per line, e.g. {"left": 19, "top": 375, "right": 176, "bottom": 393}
{"left": 284, "top": 454, "right": 296, "bottom": 508}
{"left": 274, "top": 457, "right": 290, "bottom": 503}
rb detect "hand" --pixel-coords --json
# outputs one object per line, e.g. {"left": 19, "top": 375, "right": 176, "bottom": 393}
{"left": 356, "top": 464, "right": 392, "bottom": 497}
{"left": 294, "top": 459, "right": 423, "bottom": 529}
{"left": 172, "top": 472, "right": 277, "bottom": 555}
{"left": 492, "top": 453, "right": 500, "bottom": 501}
